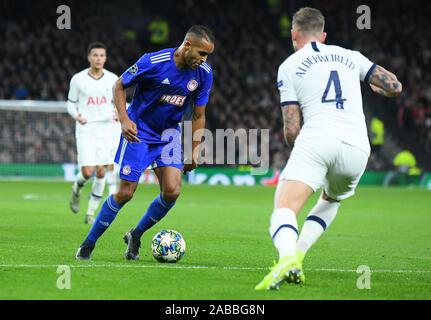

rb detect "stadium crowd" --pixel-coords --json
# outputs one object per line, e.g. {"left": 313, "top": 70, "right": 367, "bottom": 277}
{"left": 0, "top": 110, "right": 76, "bottom": 163}
{"left": 0, "top": 0, "right": 429, "bottom": 170}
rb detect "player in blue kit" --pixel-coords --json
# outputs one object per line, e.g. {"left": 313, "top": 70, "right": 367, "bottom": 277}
{"left": 76, "top": 25, "right": 215, "bottom": 260}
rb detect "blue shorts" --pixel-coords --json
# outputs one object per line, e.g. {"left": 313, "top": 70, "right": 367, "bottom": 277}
{"left": 114, "top": 135, "right": 183, "bottom": 182}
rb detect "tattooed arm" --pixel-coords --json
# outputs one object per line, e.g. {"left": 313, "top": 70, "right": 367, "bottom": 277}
{"left": 281, "top": 104, "right": 301, "bottom": 150}
{"left": 368, "top": 65, "right": 402, "bottom": 97}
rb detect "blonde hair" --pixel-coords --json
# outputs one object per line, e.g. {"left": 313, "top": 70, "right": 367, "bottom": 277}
{"left": 292, "top": 7, "right": 325, "bottom": 36}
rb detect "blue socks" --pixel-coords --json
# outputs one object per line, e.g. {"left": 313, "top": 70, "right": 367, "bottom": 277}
{"left": 80, "top": 193, "right": 174, "bottom": 248}
{"left": 131, "top": 193, "right": 175, "bottom": 238}
{"left": 81, "top": 194, "right": 122, "bottom": 248}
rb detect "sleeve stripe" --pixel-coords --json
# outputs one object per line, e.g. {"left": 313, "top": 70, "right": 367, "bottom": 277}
{"left": 281, "top": 101, "right": 299, "bottom": 106}
{"left": 68, "top": 99, "right": 78, "bottom": 103}
{"left": 150, "top": 58, "right": 171, "bottom": 64}
{"left": 199, "top": 63, "right": 211, "bottom": 73}
{"left": 364, "top": 63, "right": 376, "bottom": 83}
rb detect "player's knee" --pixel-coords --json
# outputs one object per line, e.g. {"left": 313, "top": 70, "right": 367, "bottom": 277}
{"left": 115, "top": 190, "right": 133, "bottom": 205}
{"left": 81, "top": 167, "right": 94, "bottom": 179}
{"left": 115, "top": 187, "right": 135, "bottom": 205}
{"left": 321, "top": 190, "right": 340, "bottom": 203}
{"left": 95, "top": 166, "right": 106, "bottom": 178}
{"left": 162, "top": 184, "right": 181, "bottom": 202}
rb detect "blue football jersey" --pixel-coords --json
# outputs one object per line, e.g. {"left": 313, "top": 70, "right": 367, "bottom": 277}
{"left": 122, "top": 48, "right": 213, "bottom": 144}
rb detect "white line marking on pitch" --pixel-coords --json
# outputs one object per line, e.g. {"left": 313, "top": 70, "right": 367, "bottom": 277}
{"left": 0, "top": 264, "right": 430, "bottom": 273}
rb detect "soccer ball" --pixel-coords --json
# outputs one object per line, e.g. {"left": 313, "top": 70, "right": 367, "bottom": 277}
{"left": 151, "top": 229, "right": 186, "bottom": 263}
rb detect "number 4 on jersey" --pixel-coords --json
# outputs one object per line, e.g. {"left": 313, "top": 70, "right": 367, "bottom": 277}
{"left": 321, "top": 70, "right": 346, "bottom": 109}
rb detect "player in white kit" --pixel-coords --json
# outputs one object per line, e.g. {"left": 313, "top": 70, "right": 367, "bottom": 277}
{"left": 67, "top": 42, "right": 120, "bottom": 224}
{"left": 255, "top": 7, "right": 402, "bottom": 290}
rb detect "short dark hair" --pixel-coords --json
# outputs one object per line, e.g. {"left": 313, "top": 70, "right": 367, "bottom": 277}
{"left": 293, "top": 7, "right": 325, "bottom": 35}
{"left": 185, "top": 25, "right": 215, "bottom": 44}
{"left": 87, "top": 42, "right": 107, "bottom": 55}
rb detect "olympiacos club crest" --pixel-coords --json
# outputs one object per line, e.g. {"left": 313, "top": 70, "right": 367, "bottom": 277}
{"left": 122, "top": 165, "right": 131, "bottom": 175}
{"left": 187, "top": 79, "right": 198, "bottom": 91}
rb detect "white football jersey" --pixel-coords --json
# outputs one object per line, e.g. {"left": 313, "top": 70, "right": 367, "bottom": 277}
{"left": 277, "top": 41, "right": 375, "bottom": 154}
{"left": 68, "top": 68, "right": 118, "bottom": 135}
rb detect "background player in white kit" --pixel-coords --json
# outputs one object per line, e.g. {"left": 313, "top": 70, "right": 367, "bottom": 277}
{"left": 255, "top": 7, "right": 402, "bottom": 290}
{"left": 67, "top": 42, "right": 120, "bottom": 224}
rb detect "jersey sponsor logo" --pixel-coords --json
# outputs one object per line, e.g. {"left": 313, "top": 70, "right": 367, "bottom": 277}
{"left": 87, "top": 96, "right": 107, "bottom": 105}
{"left": 159, "top": 94, "right": 186, "bottom": 107}
{"left": 187, "top": 79, "right": 198, "bottom": 91}
{"left": 122, "top": 165, "right": 131, "bottom": 175}
{"left": 129, "top": 64, "right": 138, "bottom": 75}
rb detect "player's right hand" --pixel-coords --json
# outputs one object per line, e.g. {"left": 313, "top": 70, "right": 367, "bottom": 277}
{"left": 121, "top": 118, "right": 141, "bottom": 143}
{"left": 77, "top": 113, "right": 87, "bottom": 125}
{"left": 182, "top": 157, "right": 198, "bottom": 174}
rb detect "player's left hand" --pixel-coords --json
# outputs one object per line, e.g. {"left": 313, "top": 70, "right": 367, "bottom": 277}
{"left": 113, "top": 109, "right": 119, "bottom": 122}
{"left": 183, "top": 158, "right": 198, "bottom": 174}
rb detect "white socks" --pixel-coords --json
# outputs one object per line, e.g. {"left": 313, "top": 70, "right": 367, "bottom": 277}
{"left": 270, "top": 208, "right": 298, "bottom": 259}
{"left": 86, "top": 177, "right": 106, "bottom": 216}
{"left": 296, "top": 198, "right": 340, "bottom": 254}
{"left": 270, "top": 198, "right": 341, "bottom": 260}
{"left": 73, "top": 171, "right": 89, "bottom": 193}
{"left": 105, "top": 168, "right": 119, "bottom": 195}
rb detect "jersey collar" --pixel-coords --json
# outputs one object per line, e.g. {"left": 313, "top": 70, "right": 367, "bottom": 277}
{"left": 87, "top": 69, "right": 105, "bottom": 80}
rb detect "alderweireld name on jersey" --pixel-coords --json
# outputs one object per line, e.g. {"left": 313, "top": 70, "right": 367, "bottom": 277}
{"left": 296, "top": 54, "right": 356, "bottom": 78}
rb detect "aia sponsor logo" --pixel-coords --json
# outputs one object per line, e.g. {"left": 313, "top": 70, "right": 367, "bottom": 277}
{"left": 159, "top": 94, "right": 186, "bottom": 107}
{"left": 87, "top": 96, "right": 107, "bottom": 105}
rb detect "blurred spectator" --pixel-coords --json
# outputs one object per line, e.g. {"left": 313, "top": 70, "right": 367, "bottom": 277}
{"left": 149, "top": 18, "right": 169, "bottom": 45}
{"left": 266, "top": 0, "right": 281, "bottom": 15}
{"left": 124, "top": 28, "right": 137, "bottom": 41}
{"left": 383, "top": 150, "right": 422, "bottom": 186}
{"left": 13, "top": 85, "right": 28, "bottom": 99}
{"left": 279, "top": 13, "right": 291, "bottom": 38}
{"left": 425, "top": 131, "right": 431, "bottom": 154}
{"left": 367, "top": 152, "right": 386, "bottom": 171}
{"left": 370, "top": 117, "right": 384, "bottom": 154}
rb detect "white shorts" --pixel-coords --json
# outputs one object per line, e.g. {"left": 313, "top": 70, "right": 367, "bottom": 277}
{"left": 76, "top": 133, "right": 115, "bottom": 167}
{"left": 279, "top": 137, "right": 369, "bottom": 201}
{"left": 110, "top": 130, "right": 122, "bottom": 163}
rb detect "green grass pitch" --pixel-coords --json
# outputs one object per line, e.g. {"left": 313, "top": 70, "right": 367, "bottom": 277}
{"left": 0, "top": 180, "right": 430, "bottom": 300}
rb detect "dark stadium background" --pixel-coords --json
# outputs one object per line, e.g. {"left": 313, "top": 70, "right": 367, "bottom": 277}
{"left": 1, "top": 0, "right": 431, "bottom": 305}
{"left": 1, "top": 0, "right": 430, "bottom": 176}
